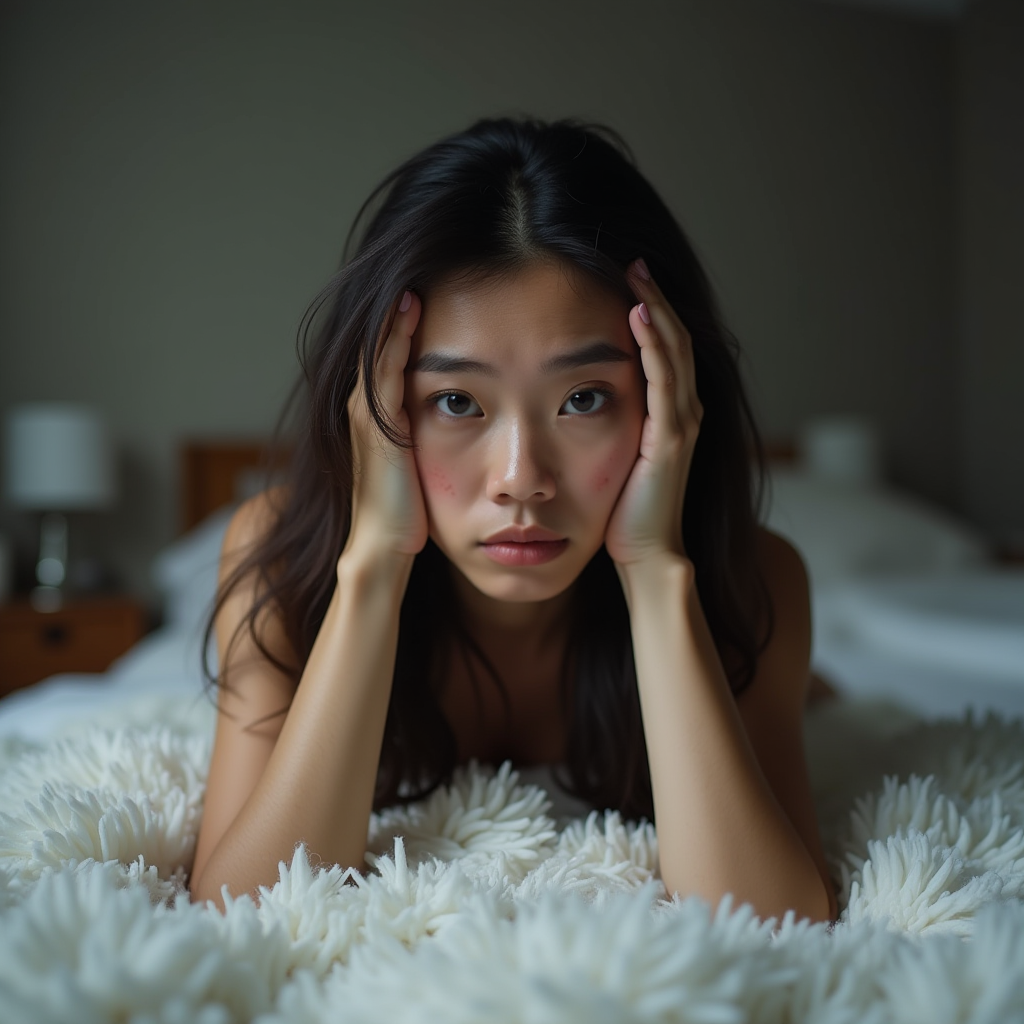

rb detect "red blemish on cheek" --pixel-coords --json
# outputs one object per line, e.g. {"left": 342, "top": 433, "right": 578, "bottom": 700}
{"left": 592, "top": 447, "right": 633, "bottom": 493}
{"left": 423, "top": 463, "right": 456, "bottom": 497}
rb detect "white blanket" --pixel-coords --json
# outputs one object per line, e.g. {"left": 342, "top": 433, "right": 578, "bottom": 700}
{"left": 1, "top": 693, "right": 1023, "bottom": 1023}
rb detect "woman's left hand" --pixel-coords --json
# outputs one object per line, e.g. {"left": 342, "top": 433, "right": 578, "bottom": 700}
{"left": 603, "top": 258, "right": 703, "bottom": 570}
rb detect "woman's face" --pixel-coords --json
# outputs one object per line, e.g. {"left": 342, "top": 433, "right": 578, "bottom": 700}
{"left": 404, "top": 261, "right": 646, "bottom": 605}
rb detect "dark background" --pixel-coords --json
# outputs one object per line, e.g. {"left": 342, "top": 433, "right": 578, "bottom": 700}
{"left": 1, "top": 0, "right": 1020, "bottom": 605}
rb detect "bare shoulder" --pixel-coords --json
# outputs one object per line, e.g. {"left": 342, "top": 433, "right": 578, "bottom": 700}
{"left": 730, "top": 527, "right": 811, "bottom": 649}
{"left": 754, "top": 526, "right": 809, "bottom": 596}
{"left": 215, "top": 482, "right": 298, "bottom": 695}
{"left": 222, "top": 484, "right": 290, "bottom": 560}
{"left": 754, "top": 525, "right": 811, "bottom": 640}
{"left": 717, "top": 528, "right": 809, "bottom": 695}
{"left": 739, "top": 527, "right": 812, "bottom": 705}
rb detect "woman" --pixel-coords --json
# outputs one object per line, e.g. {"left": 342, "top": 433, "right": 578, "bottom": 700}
{"left": 187, "top": 116, "right": 838, "bottom": 925}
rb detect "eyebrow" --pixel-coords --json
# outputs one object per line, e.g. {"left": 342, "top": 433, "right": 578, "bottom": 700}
{"left": 410, "top": 340, "right": 633, "bottom": 377}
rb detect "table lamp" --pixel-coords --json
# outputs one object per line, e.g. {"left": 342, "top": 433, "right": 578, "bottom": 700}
{"left": 3, "top": 403, "right": 117, "bottom": 610}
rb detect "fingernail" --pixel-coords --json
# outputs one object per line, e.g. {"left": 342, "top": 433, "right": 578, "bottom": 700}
{"left": 399, "top": 290, "right": 412, "bottom": 313}
{"left": 638, "top": 302, "right": 651, "bottom": 325}
{"left": 634, "top": 258, "right": 651, "bottom": 281}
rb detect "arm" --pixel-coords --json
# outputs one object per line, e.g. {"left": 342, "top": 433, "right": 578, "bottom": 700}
{"left": 190, "top": 288, "right": 424, "bottom": 913}
{"left": 189, "top": 532, "right": 412, "bottom": 912}
{"left": 617, "top": 531, "right": 835, "bottom": 925}
{"left": 605, "top": 260, "right": 834, "bottom": 924}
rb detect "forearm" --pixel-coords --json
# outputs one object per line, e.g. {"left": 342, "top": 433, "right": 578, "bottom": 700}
{"left": 618, "top": 557, "right": 828, "bottom": 923}
{"left": 191, "top": 553, "right": 412, "bottom": 909}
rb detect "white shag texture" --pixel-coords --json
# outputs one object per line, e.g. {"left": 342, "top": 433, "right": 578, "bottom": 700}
{"left": 1, "top": 694, "right": 1023, "bottom": 1023}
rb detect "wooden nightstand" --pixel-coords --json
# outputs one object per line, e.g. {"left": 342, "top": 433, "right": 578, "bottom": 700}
{"left": 0, "top": 596, "right": 150, "bottom": 698}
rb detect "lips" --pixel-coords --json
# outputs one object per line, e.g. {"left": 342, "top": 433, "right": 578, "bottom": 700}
{"left": 481, "top": 525, "right": 565, "bottom": 544}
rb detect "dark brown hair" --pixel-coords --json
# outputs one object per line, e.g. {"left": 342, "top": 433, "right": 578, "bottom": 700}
{"left": 201, "top": 116, "right": 773, "bottom": 825}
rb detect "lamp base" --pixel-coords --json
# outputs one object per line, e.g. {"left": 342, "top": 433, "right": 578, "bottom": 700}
{"left": 30, "top": 584, "right": 64, "bottom": 612}
{"left": 32, "top": 512, "right": 69, "bottom": 610}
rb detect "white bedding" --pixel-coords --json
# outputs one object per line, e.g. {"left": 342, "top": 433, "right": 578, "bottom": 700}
{"left": 764, "top": 467, "right": 1024, "bottom": 723}
{"left": 2, "top": 478, "right": 1024, "bottom": 1019}
{"left": 0, "top": 626, "right": 213, "bottom": 744}
{"left": 2, "top": 691, "right": 1023, "bottom": 1022}
{"left": 811, "top": 575, "right": 1024, "bottom": 722}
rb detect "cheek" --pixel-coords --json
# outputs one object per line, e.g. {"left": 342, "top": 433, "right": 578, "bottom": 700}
{"left": 590, "top": 465, "right": 613, "bottom": 493}
{"left": 588, "top": 403, "right": 644, "bottom": 495}
{"left": 415, "top": 444, "right": 464, "bottom": 503}
{"left": 588, "top": 440, "right": 639, "bottom": 496}
{"left": 414, "top": 451, "right": 458, "bottom": 500}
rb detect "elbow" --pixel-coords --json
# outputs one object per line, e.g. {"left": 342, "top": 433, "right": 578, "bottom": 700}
{"left": 186, "top": 869, "right": 231, "bottom": 915}
{"left": 662, "top": 874, "right": 837, "bottom": 928}
{"left": 784, "top": 875, "right": 836, "bottom": 927}
{"left": 186, "top": 869, "right": 220, "bottom": 913}
{"left": 187, "top": 844, "right": 246, "bottom": 914}
{"left": 793, "top": 875, "right": 838, "bottom": 927}
{"left": 187, "top": 867, "right": 266, "bottom": 915}
{"left": 821, "top": 874, "right": 840, "bottom": 926}
{"left": 187, "top": 847, "right": 213, "bottom": 907}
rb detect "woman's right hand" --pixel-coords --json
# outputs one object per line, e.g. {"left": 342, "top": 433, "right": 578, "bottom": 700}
{"left": 342, "top": 289, "right": 429, "bottom": 563}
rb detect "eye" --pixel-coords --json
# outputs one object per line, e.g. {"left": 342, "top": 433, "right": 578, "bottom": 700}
{"left": 431, "top": 391, "right": 481, "bottom": 418}
{"left": 429, "top": 387, "right": 616, "bottom": 420}
{"left": 561, "top": 388, "right": 614, "bottom": 417}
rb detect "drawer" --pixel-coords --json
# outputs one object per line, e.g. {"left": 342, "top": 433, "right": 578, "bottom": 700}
{"left": 0, "top": 599, "right": 148, "bottom": 695}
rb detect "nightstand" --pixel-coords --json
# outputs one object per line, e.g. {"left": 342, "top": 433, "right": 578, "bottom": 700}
{"left": 0, "top": 596, "right": 150, "bottom": 698}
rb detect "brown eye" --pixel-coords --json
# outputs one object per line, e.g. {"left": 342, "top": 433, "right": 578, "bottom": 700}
{"left": 433, "top": 392, "right": 479, "bottom": 418}
{"left": 562, "top": 389, "right": 613, "bottom": 416}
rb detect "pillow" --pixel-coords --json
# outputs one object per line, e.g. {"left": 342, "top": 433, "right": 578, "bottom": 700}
{"left": 150, "top": 504, "right": 238, "bottom": 631}
{"left": 763, "top": 467, "right": 990, "bottom": 589}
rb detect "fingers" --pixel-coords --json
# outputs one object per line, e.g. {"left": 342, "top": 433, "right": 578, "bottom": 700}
{"left": 375, "top": 290, "right": 421, "bottom": 423}
{"left": 347, "top": 290, "right": 421, "bottom": 475}
{"left": 348, "top": 289, "right": 421, "bottom": 422}
{"left": 626, "top": 261, "right": 703, "bottom": 430}
{"left": 628, "top": 302, "right": 681, "bottom": 455}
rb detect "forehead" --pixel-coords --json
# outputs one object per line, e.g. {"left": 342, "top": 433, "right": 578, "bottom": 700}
{"left": 411, "top": 262, "right": 635, "bottom": 359}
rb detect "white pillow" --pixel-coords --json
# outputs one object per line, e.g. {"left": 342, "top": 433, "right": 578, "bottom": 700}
{"left": 151, "top": 504, "right": 237, "bottom": 631}
{"left": 764, "top": 467, "right": 990, "bottom": 588}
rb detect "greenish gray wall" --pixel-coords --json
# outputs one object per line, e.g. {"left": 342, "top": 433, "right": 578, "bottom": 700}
{"left": 956, "top": 0, "right": 1024, "bottom": 545}
{"left": 0, "top": 0, "right": 1014, "bottom": 608}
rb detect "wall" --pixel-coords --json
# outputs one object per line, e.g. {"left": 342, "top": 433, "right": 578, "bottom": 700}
{"left": 956, "top": 0, "right": 1024, "bottom": 544}
{"left": 0, "top": 0, "right": 967, "bottom": 607}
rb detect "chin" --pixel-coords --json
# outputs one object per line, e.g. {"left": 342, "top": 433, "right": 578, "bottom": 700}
{"left": 470, "top": 575, "right": 576, "bottom": 603}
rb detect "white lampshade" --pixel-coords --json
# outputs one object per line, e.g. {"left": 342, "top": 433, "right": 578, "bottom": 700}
{"left": 4, "top": 403, "right": 117, "bottom": 511}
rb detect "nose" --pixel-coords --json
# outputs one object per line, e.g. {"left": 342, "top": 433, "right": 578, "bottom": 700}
{"left": 485, "top": 418, "right": 556, "bottom": 503}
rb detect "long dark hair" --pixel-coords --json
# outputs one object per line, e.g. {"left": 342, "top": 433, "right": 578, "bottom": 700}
{"left": 201, "top": 116, "right": 773, "bottom": 825}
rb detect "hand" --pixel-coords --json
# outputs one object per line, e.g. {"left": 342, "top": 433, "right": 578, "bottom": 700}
{"left": 342, "top": 290, "right": 429, "bottom": 561}
{"left": 603, "top": 259, "right": 703, "bottom": 569}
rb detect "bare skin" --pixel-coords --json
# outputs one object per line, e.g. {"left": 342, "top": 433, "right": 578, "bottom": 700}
{"left": 403, "top": 262, "right": 647, "bottom": 653}
{"left": 189, "top": 260, "right": 837, "bottom": 923}
{"left": 401, "top": 262, "right": 647, "bottom": 762}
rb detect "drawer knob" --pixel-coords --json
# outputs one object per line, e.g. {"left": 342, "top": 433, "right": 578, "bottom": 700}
{"left": 41, "top": 623, "right": 70, "bottom": 647}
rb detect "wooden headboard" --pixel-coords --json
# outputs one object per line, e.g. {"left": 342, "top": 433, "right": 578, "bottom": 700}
{"left": 179, "top": 439, "right": 293, "bottom": 535}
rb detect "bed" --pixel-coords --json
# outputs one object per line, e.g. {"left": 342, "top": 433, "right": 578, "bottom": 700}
{"left": 0, "top": 441, "right": 1022, "bottom": 1022}
{"left": 764, "top": 460, "right": 1024, "bottom": 723}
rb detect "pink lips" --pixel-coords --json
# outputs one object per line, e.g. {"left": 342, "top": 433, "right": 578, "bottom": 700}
{"left": 480, "top": 525, "right": 568, "bottom": 566}
{"left": 482, "top": 525, "right": 564, "bottom": 544}
{"left": 481, "top": 540, "right": 569, "bottom": 566}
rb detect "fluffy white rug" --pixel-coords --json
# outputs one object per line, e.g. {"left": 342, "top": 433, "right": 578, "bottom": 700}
{"left": 1, "top": 692, "right": 1023, "bottom": 1023}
